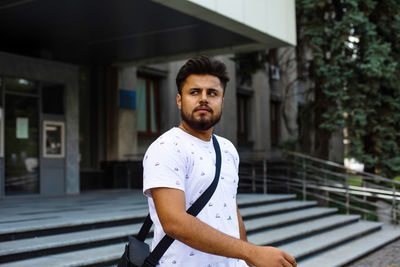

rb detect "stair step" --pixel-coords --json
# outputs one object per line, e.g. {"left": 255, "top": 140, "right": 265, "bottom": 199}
{"left": 237, "top": 194, "right": 295, "bottom": 207}
{"left": 0, "top": 207, "right": 335, "bottom": 262}
{"left": 248, "top": 214, "right": 360, "bottom": 246}
{"left": 0, "top": 222, "right": 149, "bottom": 262}
{"left": 0, "top": 193, "right": 292, "bottom": 240}
{"left": 245, "top": 207, "right": 338, "bottom": 232}
{"left": 299, "top": 225, "right": 400, "bottom": 267}
{"left": 1, "top": 242, "right": 126, "bottom": 267}
{"left": 1, "top": 237, "right": 153, "bottom": 267}
{"left": 0, "top": 206, "right": 149, "bottom": 240}
{"left": 240, "top": 200, "right": 317, "bottom": 218}
{"left": 280, "top": 221, "right": 383, "bottom": 261}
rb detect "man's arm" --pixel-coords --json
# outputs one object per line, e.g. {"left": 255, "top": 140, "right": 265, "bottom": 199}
{"left": 237, "top": 202, "right": 253, "bottom": 267}
{"left": 236, "top": 202, "right": 247, "bottom": 242}
{"left": 152, "top": 187, "right": 296, "bottom": 267}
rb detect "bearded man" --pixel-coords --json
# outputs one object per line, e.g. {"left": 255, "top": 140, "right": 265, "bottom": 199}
{"left": 143, "top": 55, "right": 296, "bottom": 267}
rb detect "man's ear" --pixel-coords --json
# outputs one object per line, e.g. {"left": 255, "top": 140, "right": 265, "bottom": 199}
{"left": 177, "top": 93, "right": 182, "bottom": 110}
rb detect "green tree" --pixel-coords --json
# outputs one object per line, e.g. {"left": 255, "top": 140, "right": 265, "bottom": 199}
{"left": 297, "top": 0, "right": 400, "bottom": 177}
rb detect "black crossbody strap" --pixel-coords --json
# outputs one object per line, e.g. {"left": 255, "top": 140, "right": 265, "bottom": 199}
{"left": 136, "top": 214, "right": 152, "bottom": 242}
{"left": 141, "top": 135, "right": 222, "bottom": 267}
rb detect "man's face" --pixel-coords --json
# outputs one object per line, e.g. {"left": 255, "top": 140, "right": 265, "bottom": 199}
{"left": 177, "top": 74, "right": 224, "bottom": 131}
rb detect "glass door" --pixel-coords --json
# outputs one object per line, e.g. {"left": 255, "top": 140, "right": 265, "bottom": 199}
{"left": 4, "top": 78, "right": 39, "bottom": 195}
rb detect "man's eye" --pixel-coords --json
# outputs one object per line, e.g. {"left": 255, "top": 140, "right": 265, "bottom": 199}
{"left": 209, "top": 91, "right": 217, "bottom": 96}
{"left": 190, "top": 91, "right": 199, "bottom": 95}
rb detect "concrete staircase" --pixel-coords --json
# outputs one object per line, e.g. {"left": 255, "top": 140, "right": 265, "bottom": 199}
{"left": 0, "top": 192, "right": 398, "bottom": 267}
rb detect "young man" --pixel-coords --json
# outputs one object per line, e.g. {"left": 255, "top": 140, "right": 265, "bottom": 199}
{"left": 143, "top": 56, "right": 296, "bottom": 267}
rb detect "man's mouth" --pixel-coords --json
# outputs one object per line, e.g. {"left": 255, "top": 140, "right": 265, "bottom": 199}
{"left": 194, "top": 106, "right": 212, "bottom": 114}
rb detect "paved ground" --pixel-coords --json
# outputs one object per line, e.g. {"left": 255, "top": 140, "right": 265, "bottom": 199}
{"left": 346, "top": 238, "right": 400, "bottom": 267}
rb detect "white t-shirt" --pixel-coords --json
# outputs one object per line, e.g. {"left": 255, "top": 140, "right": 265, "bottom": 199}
{"left": 143, "top": 127, "right": 247, "bottom": 267}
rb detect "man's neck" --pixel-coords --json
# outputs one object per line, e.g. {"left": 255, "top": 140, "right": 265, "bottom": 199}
{"left": 178, "top": 122, "right": 213, "bottom": 141}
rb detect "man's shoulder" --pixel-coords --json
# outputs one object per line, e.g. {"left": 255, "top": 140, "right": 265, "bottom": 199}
{"left": 145, "top": 127, "right": 187, "bottom": 155}
{"left": 214, "top": 134, "right": 238, "bottom": 153}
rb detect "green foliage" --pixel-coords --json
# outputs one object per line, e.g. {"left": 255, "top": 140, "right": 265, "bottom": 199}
{"left": 297, "top": 0, "right": 400, "bottom": 178}
{"left": 278, "top": 138, "right": 298, "bottom": 151}
{"left": 232, "top": 51, "right": 268, "bottom": 86}
{"left": 348, "top": 176, "right": 363, "bottom": 187}
{"left": 394, "top": 176, "right": 400, "bottom": 190}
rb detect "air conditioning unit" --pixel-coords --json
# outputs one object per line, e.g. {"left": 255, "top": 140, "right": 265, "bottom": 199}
{"left": 269, "top": 65, "right": 280, "bottom": 80}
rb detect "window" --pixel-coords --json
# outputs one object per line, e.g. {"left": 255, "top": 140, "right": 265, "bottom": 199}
{"left": 136, "top": 76, "right": 160, "bottom": 134}
{"left": 237, "top": 94, "right": 250, "bottom": 142}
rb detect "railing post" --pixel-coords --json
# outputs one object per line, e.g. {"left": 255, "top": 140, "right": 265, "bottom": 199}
{"left": 324, "top": 173, "right": 328, "bottom": 206}
{"left": 263, "top": 159, "right": 267, "bottom": 194}
{"left": 392, "top": 184, "right": 397, "bottom": 224}
{"left": 252, "top": 163, "right": 256, "bottom": 193}
{"left": 363, "top": 178, "right": 366, "bottom": 220}
{"left": 345, "top": 176, "right": 349, "bottom": 214}
{"left": 286, "top": 162, "right": 290, "bottom": 193}
{"left": 302, "top": 158, "right": 306, "bottom": 201}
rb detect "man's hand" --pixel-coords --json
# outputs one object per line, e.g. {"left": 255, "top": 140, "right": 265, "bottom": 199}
{"left": 246, "top": 246, "right": 296, "bottom": 267}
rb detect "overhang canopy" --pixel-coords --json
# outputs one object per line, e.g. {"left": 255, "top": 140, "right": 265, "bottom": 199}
{"left": 0, "top": 0, "right": 296, "bottom": 65}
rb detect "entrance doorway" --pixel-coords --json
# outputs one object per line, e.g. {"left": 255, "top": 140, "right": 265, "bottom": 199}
{"left": 4, "top": 78, "right": 39, "bottom": 195}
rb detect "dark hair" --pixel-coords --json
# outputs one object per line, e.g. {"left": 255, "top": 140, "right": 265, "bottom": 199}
{"left": 176, "top": 55, "right": 230, "bottom": 94}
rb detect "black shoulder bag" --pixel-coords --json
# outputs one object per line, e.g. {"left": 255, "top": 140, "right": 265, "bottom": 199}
{"left": 118, "top": 135, "right": 222, "bottom": 267}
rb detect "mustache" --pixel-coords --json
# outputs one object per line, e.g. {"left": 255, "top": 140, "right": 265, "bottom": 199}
{"left": 193, "top": 105, "right": 213, "bottom": 113}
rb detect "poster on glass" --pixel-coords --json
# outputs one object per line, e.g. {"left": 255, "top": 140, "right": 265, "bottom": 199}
{"left": 43, "top": 121, "right": 64, "bottom": 158}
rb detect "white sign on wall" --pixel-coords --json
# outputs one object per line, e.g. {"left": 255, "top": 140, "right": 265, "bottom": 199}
{"left": 16, "top": 117, "right": 29, "bottom": 139}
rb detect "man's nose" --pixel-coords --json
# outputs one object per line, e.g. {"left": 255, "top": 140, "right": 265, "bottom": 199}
{"left": 199, "top": 90, "right": 208, "bottom": 102}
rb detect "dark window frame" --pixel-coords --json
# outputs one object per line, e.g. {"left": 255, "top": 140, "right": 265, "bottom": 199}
{"left": 237, "top": 93, "right": 250, "bottom": 142}
{"left": 136, "top": 73, "right": 161, "bottom": 136}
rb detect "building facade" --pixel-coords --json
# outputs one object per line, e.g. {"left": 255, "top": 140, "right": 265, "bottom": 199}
{"left": 0, "top": 0, "right": 296, "bottom": 197}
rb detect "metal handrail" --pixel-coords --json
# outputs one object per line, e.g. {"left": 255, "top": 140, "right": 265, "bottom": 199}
{"left": 239, "top": 151, "right": 399, "bottom": 224}
{"left": 286, "top": 151, "right": 400, "bottom": 185}
{"left": 238, "top": 170, "right": 395, "bottom": 222}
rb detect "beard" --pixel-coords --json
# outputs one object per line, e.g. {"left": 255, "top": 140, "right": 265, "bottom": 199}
{"left": 181, "top": 104, "right": 222, "bottom": 131}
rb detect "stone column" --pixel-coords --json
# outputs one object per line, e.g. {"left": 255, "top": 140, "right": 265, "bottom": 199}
{"left": 214, "top": 55, "right": 238, "bottom": 146}
{"left": 252, "top": 69, "right": 271, "bottom": 151}
{"left": 115, "top": 66, "right": 138, "bottom": 160}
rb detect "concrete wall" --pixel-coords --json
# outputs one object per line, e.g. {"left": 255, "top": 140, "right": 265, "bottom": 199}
{"left": 159, "top": 62, "right": 181, "bottom": 134}
{"left": 0, "top": 51, "right": 80, "bottom": 196}
{"left": 116, "top": 66, "right": 138, "bottom": 160}
{"left": 156, "top": 0, "right": 296, "bottom": 47}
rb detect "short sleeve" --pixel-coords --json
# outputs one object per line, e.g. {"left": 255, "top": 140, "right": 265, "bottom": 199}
{"left": 142, "top": 139, "right": 187, "bottom": 197}
{"left": 218, "top": 136, "right": 240, "bottom": 173}
{"left": 233, "top": 148, "right": 240, "bottom": 173}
